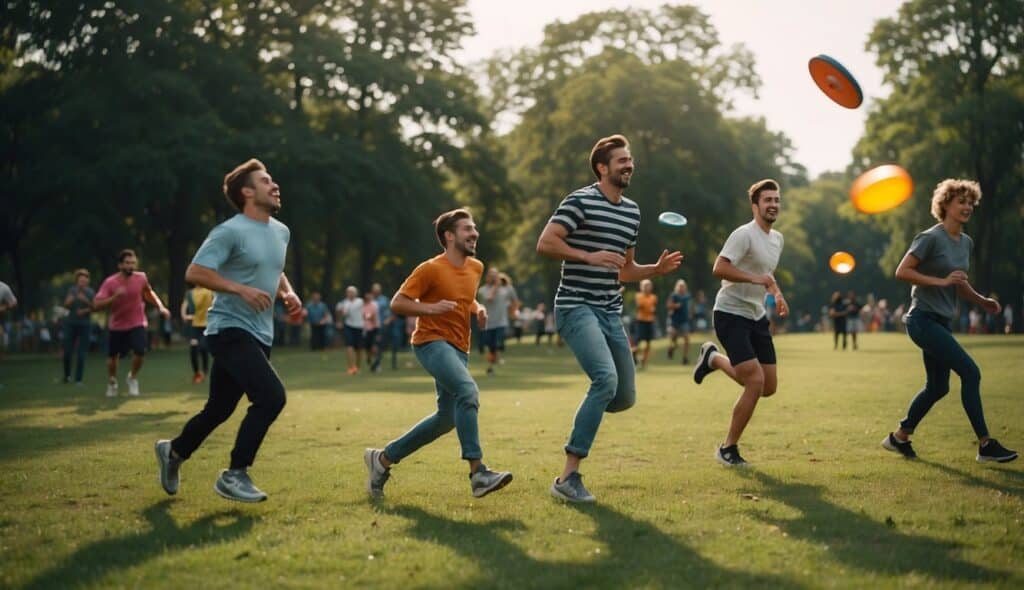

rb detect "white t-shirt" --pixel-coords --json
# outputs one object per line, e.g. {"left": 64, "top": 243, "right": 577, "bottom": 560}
{"left": 713, "top": 220, "right": 784, "bottom": 321}
{"left": 336, "top": 297, "right": 364, "bottom": 329}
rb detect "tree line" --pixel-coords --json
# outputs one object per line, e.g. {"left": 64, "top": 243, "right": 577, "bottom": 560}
{"left": 2, "top": 0, "right": 1021, "bottom": 322}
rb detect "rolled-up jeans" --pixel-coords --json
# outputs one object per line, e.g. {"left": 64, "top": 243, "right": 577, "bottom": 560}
{"left": 556, "top": 305, "right": 636, "bottom": 458}
{"left": 899, "top": 310, "right": 988, "bottom": 438}
{"left": 385, "top": 339, "right": 482, "bottom": 462}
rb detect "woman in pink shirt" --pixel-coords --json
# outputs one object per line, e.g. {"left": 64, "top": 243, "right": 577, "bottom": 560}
{"left": 363, "top": 291, "right": 381, "bottom": 373}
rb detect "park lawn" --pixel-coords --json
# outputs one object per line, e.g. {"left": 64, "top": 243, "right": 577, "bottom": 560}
{"left": 0, "top": 333, "right": 1021, "bottom": 589}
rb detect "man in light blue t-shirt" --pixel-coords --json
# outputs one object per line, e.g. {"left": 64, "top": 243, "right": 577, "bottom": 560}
{"left": 156, "top": 158, "right": 303, "bottom": 503}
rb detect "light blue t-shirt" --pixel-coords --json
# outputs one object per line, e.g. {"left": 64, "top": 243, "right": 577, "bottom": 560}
{"left": 192, "top": 214, "right": 290, "bottom": 346}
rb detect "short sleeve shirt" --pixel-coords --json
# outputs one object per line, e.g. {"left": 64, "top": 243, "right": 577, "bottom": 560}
{"left": 399, "top": 254, "right": 484, "bottom": 353}
{"left": 549, "top": 184, "right": 640, "bottom": 312}
{"left": 337, "top": 298, "right": 364, "bottom": 329}
{"left": 96, "top": 271, "right": 150, "bottom": 330}
{"left": 670, "top": 292, "right": 692, "bottom": 324}
{"left": 192, "top": 214, "right": 290, "bottom": 346}
{"left": 0, "top": 281, "right": 14, "bottom": 307}
{"left": 906, "top": 224, "right": 971, "bottom": 320}
{"left": 713, "top": 220, "right": 784, "bottom": 321}
{"left": 190, "top": 287, "right": 214, "bottom": 327}
{"left": 477, "top": 284, "right": 517, "bottom": 329}
{"left": 635, "top": 292, "right": 657, "bottom": 322}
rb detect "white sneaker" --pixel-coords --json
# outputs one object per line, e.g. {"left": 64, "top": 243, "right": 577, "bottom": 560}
{"left": 126, "top": 374, "right": 140, "bottom": 396}
{"left": 105, "top": 381, "right": 118, "bottom": 397}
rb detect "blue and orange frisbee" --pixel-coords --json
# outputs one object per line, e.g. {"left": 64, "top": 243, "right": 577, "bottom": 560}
{"left": 808, "top": 54, "right": 863, "bottom": 109}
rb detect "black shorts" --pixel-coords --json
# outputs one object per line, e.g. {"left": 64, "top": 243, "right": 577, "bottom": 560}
{"left": 363, "top": 329, "right": 380, "bottom": 348}
{"left": 108, "top": 326, "right": 147, "bottom": 358}
{"left": 343, "top": 325, "right": 363, "bottom": 349}
{"left": 635, "top": 320, "right": 654, "bottom": 342}
{"left": 713, "top": 311, "right": 776, "bottom": 365}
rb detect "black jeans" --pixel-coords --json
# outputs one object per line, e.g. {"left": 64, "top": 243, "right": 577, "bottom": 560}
{"left": 63, "top": 322, "right": 90, "bottom": 382}
{"left": 172, "top": 328, "right": 286, "bottom": 469}
{"left": 310, "top": 324, "right": 327, "bottom": 350}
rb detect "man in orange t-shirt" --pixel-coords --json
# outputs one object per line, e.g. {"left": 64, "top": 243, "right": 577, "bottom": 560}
{"left": 633, "top": 279, "right": 658, "bottom": 369}
{"left": 363, "top": 208, "right": 513, "bottom": 500}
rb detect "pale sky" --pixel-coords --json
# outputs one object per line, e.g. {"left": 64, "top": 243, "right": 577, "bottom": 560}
{"left": 460, "top": 0, "right": 903, "bottom": 178}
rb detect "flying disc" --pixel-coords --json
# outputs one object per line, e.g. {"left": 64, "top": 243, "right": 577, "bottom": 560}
{"left": 849, "top": 164, "right": 913, "bottom": 214}
{"left": 808, "top": 54, "right": 863, "bottom": 109}
{"left": 658, "top": 211, "right": 687, "bottom": 228}
{"left": 829, "top": 251, "right": 856, "bottom": 275}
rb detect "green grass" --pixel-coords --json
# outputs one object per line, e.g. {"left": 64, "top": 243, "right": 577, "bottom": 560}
{"left": 1, "top": 333, "right": 1022, "bottom": 589}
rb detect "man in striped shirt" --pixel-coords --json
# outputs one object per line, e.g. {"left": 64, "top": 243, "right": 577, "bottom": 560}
{"left": 537, "top": 134, "right": 683, "bottom": 503}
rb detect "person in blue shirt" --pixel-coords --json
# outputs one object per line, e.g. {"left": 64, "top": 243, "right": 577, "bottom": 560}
{"left": 666, "top": 279, "right": 692, "bottom": 364}
{"left": 305, "top": 291, "right": 329, "bottom": 351}
{"left": 156, "top": 158, "right": 303, "bottom": 503}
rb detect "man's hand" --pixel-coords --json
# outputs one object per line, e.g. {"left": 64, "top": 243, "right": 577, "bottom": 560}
{"left": 428, "top": 300, "right": 458, "bottom": 315}
{"left": 775, "top": 293, "right": 790, "bottom": 318}
{"left": 282, "top": 291, "right": 303, "bottom": 318}
{"left": 113, "top": 286, "right": 126, "bottom": 298}
{"left": 981, "top": 297, "right": 1001, "bottom": 315}
{"left": 476, "top": 306, "right": 488, "bottom": 329}
{"left": 238, "top": 285, "right": 273, "bottom": 312}
{"left": 757, "top": 274, "right": 778, "bottom": 291}
{"left": 159, "top": 306, "right": 171, "bottom": 320}
{"left": 944, "top": 270, "right": 968, "bottom": 287}
{"left": 655, "top": 249, "right": 684, "bottom": 275}
{"left": 583, "top": 251, "right": 626, "bottom": 269}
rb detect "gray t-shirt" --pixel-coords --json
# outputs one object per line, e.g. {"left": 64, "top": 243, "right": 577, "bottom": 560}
{"left": 0, "top": 281, "right": 15, "bottom": 307}
{"left": 906, "top": 224, "right": 971, "bottom": 321}
{"left": 713, "top": 220, "right": 784, "bottom": 321}
{"left": 477, "top": 284, "right": 518, "bottom": 329}
{"left": 192, "top": 214, "right": 290, "bottom": 346}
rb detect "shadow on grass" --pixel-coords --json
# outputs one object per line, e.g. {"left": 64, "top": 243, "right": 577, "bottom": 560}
{"left": 918, "top": 459, "right": 1024, "bottom": 500}
{"left": 20, "top": 499, "right": 255, "bottom": 590}
{"left": 0, "top": 411, "right": 185, "bottom": 461}
{"left": 742, "top": 470, "right": 1003, "bottom": 583}
{"left": 387, "top": 503, "right": 802, "bottom": 589}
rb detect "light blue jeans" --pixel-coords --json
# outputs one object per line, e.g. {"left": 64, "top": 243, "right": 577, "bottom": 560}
{"left": 556, "top": 305, "right": 637, "bottom": 458}
{"left": 384, "top": 340, "right": 482, "bottom": 462}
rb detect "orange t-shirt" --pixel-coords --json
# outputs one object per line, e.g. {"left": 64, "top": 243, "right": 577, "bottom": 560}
{"left": 398, "top": 254, "right": 483, "bottom": 353}
{"left": 635, "top": 292, "right": 658, "bottom": 322}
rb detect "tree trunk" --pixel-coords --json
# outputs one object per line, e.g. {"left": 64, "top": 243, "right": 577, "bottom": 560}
{"left": 359, "top": 233, "right": 375, "bottom": 292}
{"left": 291, "top": 225, "right": 305, "bottom": 299}
{"left": 320, "top": 225, "right": 337, "bottom": 297}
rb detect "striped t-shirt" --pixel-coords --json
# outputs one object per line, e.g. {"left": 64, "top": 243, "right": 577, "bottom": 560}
{"left": 549, "top": 184, "right": 640, "bottom": 312}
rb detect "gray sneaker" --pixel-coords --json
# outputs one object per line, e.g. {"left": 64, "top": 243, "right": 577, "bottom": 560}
{"left": 214, "top": 468, "right": 267, "bottom": 503}
{"left": 154, "top": 439, "right": 182, "bottom": 495}
{"left": 469, "top": 465, "right": 513, "bottom": 498}
{"left": 364, "top": 448, "right": 391, "bottom": 499}
{"left": 550, "top": 471, "right": 596, "bottom": 503}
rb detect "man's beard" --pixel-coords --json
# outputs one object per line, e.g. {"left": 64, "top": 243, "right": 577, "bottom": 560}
{"left": 121, "top": 269, "right": 134, "bottom": 276}
{"left": 611, "top": 171, "right": 631, "bottom": 188}
{"left": 455, "top": 241, "right": 476, "bottom": 256}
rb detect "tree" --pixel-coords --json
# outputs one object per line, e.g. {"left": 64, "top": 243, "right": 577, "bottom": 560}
{"left": 856, "top": 0, "right": 1024, "bottom": 309}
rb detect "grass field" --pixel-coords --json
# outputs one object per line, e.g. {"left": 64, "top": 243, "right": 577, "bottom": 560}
{"left": 1, "top": 332, "right": 1022, "bottom": 589}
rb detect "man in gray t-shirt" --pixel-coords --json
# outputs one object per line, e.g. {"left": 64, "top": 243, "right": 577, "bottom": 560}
{"left": 693, "top": 179, "right": 790, "bottom": 467}
{"left": 477, "top": 267, "right": 518, "bottom": 375}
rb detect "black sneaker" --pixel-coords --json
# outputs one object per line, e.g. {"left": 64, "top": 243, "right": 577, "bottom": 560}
{"left": 693, "top": 342, "right": 719, "bottom": 385}
{"left": 977, "top": 439, "right": 1018, "bottom": 463}
{"left": 881, "top": 432, "right": 917, "bottom": 459}
{"left": 715, "top": 444, "right": 747, "bottom": 467}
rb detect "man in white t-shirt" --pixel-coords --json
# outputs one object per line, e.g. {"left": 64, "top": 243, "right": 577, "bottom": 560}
{"left": 693, "top": 179, "right": 789, "bottom": 467}
{"left": 336, "top": 285, "right": 365, "bottom": 375}
{"left": 477, "top": 267, "right": 518, "bottom": 375}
